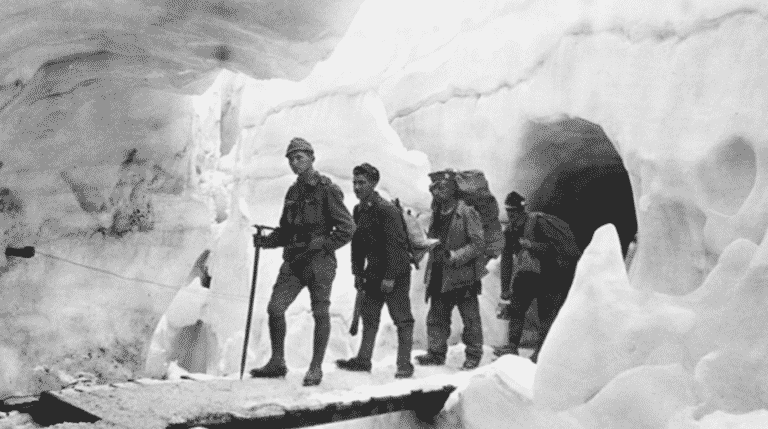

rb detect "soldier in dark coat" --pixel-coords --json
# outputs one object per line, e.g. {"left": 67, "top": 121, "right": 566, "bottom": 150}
{"left": 250, "top": 137, "right": 355, "bottom": 386}
{"left": 335, "top": 163, "right": 415, "bottom": 378}
{"left": 415, "top": 170, "right": 486, "bottom": 370}
{"left": 495, "top": 191, "right": 581, "bottom": 363}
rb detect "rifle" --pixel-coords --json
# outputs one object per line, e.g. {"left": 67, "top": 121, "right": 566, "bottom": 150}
{"left": 349, "top": 286, "right": 365, "bottom": 336}
{"left": 393, "top": 199, "right": 419, "bottom": 269}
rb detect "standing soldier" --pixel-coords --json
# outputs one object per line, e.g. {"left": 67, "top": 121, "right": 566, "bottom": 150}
{"left": 415, "top": 170, "right": 486, "bottom": 370}
{"left": 335, "top": 163, "right": 415, "bottom": 378}
{"left": 250, "top": 137, "right": 355, "bottom": 386}
{"left": 495, "top": 191, "right": 581, "bottom": 363}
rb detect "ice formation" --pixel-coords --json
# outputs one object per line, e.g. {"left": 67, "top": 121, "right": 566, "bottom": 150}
{"left": 440, "top": 225, "right": 768, "bottom": 428}
{"left": 2, "top": 0, "right": 768, "bottom": 428}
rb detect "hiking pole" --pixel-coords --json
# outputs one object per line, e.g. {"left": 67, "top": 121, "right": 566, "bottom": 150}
{"left": 240, "top": 224, "right": 275, "bottom": 380}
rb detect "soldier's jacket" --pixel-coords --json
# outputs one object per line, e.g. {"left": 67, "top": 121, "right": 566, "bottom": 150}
{"left": 262, "top": 171, "right": 355, "bottom": 262}
{"left": 500, "top": 211, "right": 581, "bottom": 294}
{"left": 423, "top": 200, "right": 485, "bottom": 299}
{"left": 351, "top": 191, "right": 411, "bottom": 284}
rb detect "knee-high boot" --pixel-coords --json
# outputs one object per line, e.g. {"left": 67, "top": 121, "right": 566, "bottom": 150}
{"left": 356, "top": 323, "right": 378, "bottom": 363}
{"left": 395, "top": 323, "right": 415, "bottom": 378}
{"left": 304, "top": 312, "right": 330, "bottom": 386}
{"left": 336, "top": 315, "right": 376, "bottom": 372}
{"left": 249, "top": 314, "right": 287, "bottom": 378}
{"left": 269, "top": 314, "right": 287, "bottom": 364}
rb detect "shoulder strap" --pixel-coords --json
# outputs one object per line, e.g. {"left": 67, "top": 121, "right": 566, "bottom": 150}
{"left": 315, "top": 174, "right": 336, "bottom": 216}
{"left": 523, "top": 212, "right": 538, "bottom": 239}
{"left": 394, "top": 198, "right": 419, "bottom": 269}
{"left": 316, "top": 174, "right": 331, "bottom": 187}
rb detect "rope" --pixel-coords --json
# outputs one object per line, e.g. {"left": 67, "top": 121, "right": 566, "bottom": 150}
{"left": 33, "top": 251, "right": 253, "bottom": 302}
{"left": 36, "top": 251, "right": 179, "bottom": 290}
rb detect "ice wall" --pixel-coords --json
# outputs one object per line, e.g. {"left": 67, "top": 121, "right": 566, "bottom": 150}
{"left": 0, "top": 0, "right": 364, "bottom": 398}
{"left": 213, "top": 0, "right": 768, "bottom": 427}
{"left": 3, "top": 1, "right": 768, "bottom": 427}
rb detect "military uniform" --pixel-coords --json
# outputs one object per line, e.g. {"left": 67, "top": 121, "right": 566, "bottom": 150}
{"left": 251, "top": 138, "right": 355, "bottom": 385}
{"left": 418, "top": 199, "right": 486, "bottom": 369}
{"left": 261, "top": 169, "right": 355, "bottom": 316}
{"left": 339, "top": 191, "right": 414, "bottom": 375}
{"left": 498, "top": 205, "right": 581, "bottom": 362}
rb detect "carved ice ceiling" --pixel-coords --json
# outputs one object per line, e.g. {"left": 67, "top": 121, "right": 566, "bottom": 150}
{"left": 2, "top": 2, "right": 768, "bottom": 428}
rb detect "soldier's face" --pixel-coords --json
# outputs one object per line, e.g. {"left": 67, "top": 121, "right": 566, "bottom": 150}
{"left": 507, "top": 208, "right": 526, "bottom": 225}
{"left": 353, "top": 174, "right": 375, "bottom": 201}
{"left": 430, "top": 179, "right": 455, "bottom": 202}
{"left": 288, "top": 151, "right": 314, "bottom": 175}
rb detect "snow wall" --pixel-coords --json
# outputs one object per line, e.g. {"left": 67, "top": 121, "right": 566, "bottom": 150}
{"left": 3, "top": 0, "right": 768, "bottom": 428}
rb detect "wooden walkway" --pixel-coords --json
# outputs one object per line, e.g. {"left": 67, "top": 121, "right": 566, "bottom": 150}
{"left": 40, "top": 371, "right": 458, "bottom": 428}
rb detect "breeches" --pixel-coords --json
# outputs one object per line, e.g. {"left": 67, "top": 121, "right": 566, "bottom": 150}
{"left": 360, "top": 275, "right": 414, "bottom": 329}
{"left": 426, "top": 285, "right": 484, "bottom": 359}
{"left": 505, "top": 271, "right": 568, "bottom": 347}
{"left": 267, "top": 256, "right": 337, "bottom": 317}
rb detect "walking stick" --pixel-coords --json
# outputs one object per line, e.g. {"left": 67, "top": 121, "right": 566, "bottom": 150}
{"left": 240, "top": 224, "right": 275, "bottom": 380}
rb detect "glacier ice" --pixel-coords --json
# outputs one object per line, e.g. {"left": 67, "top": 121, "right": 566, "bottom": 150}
{"left": 1, "top": 0, "right": 768, "bottom": 428}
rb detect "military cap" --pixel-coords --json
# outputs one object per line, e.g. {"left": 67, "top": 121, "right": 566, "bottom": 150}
{"left": 504, "top": 191, "right": 526, "bottom": 210}
{"left": 353, "top": 162, "right": 380, "bottom": 184}
{"left": 428, "top": 168, "right": 457, "bottom": 183}
{"left": 285, "top": 137, "right": 314, "bottom": 157}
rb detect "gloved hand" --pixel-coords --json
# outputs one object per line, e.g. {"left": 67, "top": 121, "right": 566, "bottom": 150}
{"left": 253, "top": 234, "right": 263, "bottom": 248}
{"left": 381, "top": 279, "right": 395, "bottom": 294}
{"left": 354, "top": 276, "right": 365, "bottom": 290}
{"left": 496, "top": 301, "right": 513, "bottom": 320}
{"left": 308, "top": 236, "right": 325, "bottom": 251}
{"left": 446, "top": 249, "right": 459, "bottom": 266}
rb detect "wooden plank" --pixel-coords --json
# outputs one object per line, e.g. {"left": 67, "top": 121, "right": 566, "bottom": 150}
{"left": 37, "top": 391, "right": 102, "bottom": 427}
{"left": 45, "top": 370, "right": 462, "bottom": 429}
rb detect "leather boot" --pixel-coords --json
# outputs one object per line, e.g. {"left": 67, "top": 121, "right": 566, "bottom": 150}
{"left": 461, "top": 356, "right": 481, "bottom": 370}
{"left": 492, "top": 344, "right": 519, "bottom": 357}
{"left": 395, "top": 323, "right": 414, "bottom": 378}
{"left": 530, "top": 349, "right": 540, "bottom": 364}
{"left": 335, "top": 357, "right": 372, "bottom": 372}
{"left": 304, "top": 312, "right": 330, "bottom": 386}
{"left": 415, "top": 352, "right": 445, "bottom": 366}
{"left": 395, "top": 364, "right": 414, "bottom": 379}
{"left": 249, "top": 315, "right": 288, "bottom": 378}
{"left": 303, "top": 367, "right": 323, "bottom": 387}
{"left": 335, "top": 324, "right": 375, "bottom": 372}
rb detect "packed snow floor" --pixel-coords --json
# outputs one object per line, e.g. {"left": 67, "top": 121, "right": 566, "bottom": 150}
{"left": 0, "top": 345, "right": 534, "bottom": 429}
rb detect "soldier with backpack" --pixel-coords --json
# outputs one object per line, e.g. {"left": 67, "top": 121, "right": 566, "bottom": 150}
{"left": 415, "top": 169, "right": 491, "bottom": 370}
{"left": 495, "top": 191, "right": 582, "bottom": 363}
{"left": 335, "top": 163, "right": 416, "bottom": 378}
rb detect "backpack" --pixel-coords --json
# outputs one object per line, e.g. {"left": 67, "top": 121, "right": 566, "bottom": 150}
{"left": 454, "top": 170, "right": 505, "bottom": 259}
{"left": 393, "top": 198, "right": 438, "bottom": 269}
{"left": 525, "top": 212, "right": 581, "bottom": 268}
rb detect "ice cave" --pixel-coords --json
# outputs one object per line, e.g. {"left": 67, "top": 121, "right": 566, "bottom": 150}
{"left": 1, "top": 0, "right": 768, "bottom": 428}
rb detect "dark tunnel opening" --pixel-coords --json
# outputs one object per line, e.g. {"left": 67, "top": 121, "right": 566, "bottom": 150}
{"left": 509, "top": 117, "right": 638, "bottom": 349}
{"left": 512, "top": 116, "right": 638, "bottom": 256}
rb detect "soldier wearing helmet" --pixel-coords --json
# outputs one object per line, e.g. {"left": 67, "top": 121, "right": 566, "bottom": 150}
{"left": 250, "top": 137, "right": 355, "bottom": 387}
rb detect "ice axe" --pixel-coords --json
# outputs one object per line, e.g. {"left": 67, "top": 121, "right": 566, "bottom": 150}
{"left": 239, "top": 224, "right": 275, "bottom": 380}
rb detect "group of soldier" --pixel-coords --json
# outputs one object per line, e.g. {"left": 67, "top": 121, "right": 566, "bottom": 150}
{"left": 248, "top": 137, "right": 582, "bottom": 387}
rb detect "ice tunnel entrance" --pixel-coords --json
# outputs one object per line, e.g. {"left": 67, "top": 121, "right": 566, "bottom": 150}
{"left": 511, "top": 116, "right": 637, "bottom": 255}
{"left": 509, "top": 117, "right": 638, "bottom": 340}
